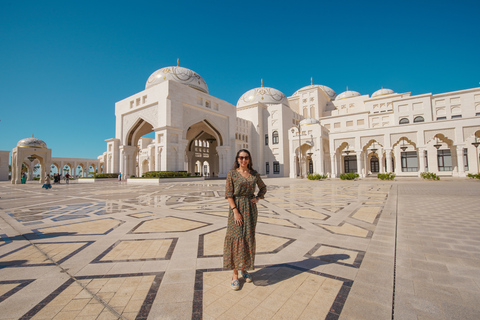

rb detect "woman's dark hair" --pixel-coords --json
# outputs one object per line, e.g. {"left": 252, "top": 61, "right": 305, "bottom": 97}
{"left": 233, "top": 149, "right": 254, "bottom": 171}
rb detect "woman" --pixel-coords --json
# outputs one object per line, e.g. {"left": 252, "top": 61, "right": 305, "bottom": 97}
{"left": 223, "top": 149, "right": 267, "bottom": 290}
{"left": 42, "top": 174, "right": 52, "bottom": 190}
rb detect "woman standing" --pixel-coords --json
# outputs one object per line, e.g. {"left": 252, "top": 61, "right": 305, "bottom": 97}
{"left": 223, "top": 149, "right": 267, "bottom": 290}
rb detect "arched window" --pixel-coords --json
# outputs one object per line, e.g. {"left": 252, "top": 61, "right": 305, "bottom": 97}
{"left": 272, "top": 131, "right": 279, "bottom": 144}
{"left": 303, "top": 108, "right": 308, "bottom": 118}
{"left": 399, "top": 118, "right": 409, "bottom": 125}
{"left": 310, "top": 107, "right": 315, "bottom": 118}
{"left": 414, "top": 116, "right": 424, "bottom": 123}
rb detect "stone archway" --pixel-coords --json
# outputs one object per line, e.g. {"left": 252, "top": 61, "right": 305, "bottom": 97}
{"left": 185, "top": 120, "right": 223, "bottom": 177}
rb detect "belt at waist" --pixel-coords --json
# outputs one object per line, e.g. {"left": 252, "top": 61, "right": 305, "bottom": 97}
{"left": 234, "top": 195, "right": 254, "bottom": 198}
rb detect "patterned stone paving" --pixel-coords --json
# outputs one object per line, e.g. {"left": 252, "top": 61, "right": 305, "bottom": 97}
{"left": 0, "top": 178, "right": 479, "bottom": 319}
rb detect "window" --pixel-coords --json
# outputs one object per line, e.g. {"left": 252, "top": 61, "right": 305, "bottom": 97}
{"left": 464, "top": 148, "right": 469, "bottom": 171}
{"left": 334, "top": 122, "right": 340, "bottom": 128}
{"left": 272, "top": 131, "right": 279, "bottom": 144}
{"left": 476, "top": 112, "right": 480, "bottom": 116}
{"left": 310, "top": 106, "right": 315, "bottom": 118}
{"left": 136, "top": 98, "right": 140, "bottom": 106}
{"left": 344, "top": 156, "right": 357, "bottom": 173}
{"left": 303, "top": 108, "right": 308, "bottom": 118}
{"left": 273, "top": 161, "right": 280, "bottom": 174}
{"left": 437, "top": 149, "right": 452, "bottom": 171}
{"left": 265, "top": 134, "right": 268, "bottom": 146}
{"left": 399, "top": 118, "right": 409, "bottom": 124}
{"left": 437, "top": 116, "right": 447, "bottom": 121}
{"left": 401, "top": 151, "right": 418, "bottom": 172}
{"left": 205, "top": 100, "right": 211, "bottom": 108}
{"left": 142, "top": 95, "right": 147, "bottom": 104}
{"left": 451, "top": 114, "right": 462, "bottom": 119}
{"left": 266, "top": 162, "right": 270, "bottom": 174}
{"left": 413, "top": 116, "right": 424, "bottom": 123}
{"left": 425, "top": 150, "right": 428, "bottom": 171}
{"left": 346, "top": 121, "right": 353, "bottom": 127}
{"left": 370, "top": 155, "right": 379, "bottom": 173}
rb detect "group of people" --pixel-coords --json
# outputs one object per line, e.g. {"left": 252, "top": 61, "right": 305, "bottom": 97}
{"left": 41, "top": 172, "right": 71, "bottom": 190}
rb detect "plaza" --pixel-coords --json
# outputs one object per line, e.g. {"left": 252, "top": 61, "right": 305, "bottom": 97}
{"left": 0, "top": 177, "right": 479, "bottom": 319}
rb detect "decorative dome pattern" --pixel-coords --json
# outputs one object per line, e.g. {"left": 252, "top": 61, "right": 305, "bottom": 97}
{"left": 336, "top": 90, "right": 361, "bottom": 100}
{"left": 300, "top": 118, "right": 320, "bottom": 126}
{"left": 237, "top": 87, "right": 289, "bottom": 108}
{"left": 145, "top": 66, "right": 208, "bottom": 93}
{"left": 293, "top": 85, "right": 337, "bottom": 100}
{"left": 372, "top": 88, "right": 395, "bottom": 98}
{"left": 17, "top": 137, "right": 47, "bottom": 148}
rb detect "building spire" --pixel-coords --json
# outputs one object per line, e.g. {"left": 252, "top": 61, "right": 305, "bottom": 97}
{"left": 261, "top": 79, "right": 264, "bottom": 87}
{"left": 177, "top": 58, "right": 179, "bottom": 67}
{"left": 346, "top": 86, "right": 349, "bottom": 91}
{"left": 311, "top": 77, "right": 313, "bottom": 86}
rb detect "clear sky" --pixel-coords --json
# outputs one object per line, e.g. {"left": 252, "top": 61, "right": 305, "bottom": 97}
{"left": 1, "top": 0, "right": 479, "bottom": 160}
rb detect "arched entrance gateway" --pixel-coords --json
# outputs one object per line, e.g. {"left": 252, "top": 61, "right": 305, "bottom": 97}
{"left": 102, "top": 64, "right": 235, "bottom": 178}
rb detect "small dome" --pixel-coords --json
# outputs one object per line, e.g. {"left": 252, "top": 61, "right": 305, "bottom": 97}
{"left": 300, "top": 118, "right": 320, "bottom": 126}
{"left": 293, "top": 85, "right": 337, "bottom": 100}
{"left": 17, "top": 136, "right": 47, "bottom": 148}
{"left": 237, "top": 86, "right": 289, "bottom": 108}
{"left": 372, "top": 88, "right": 395, "bottom": 98}
{"left": 146, "top": 66, "right": 208, "bottom": 93}
{"left": 336, "top": 90, "right": 361, "bottom": 100}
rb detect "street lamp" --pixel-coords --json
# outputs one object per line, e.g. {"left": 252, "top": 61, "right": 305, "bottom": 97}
{"left": 433, "top": 137, "right": 442, "bottom": 150}
{"left": 344, "top": 145, "right": 351, "bottom": 155}
{"left": 400, "top": 140, "right": 408, "bottom": 152}
{"left": 291, "top": 124, "right": 303, "bottom": 178}
{"left": 472, "top": 136, "right": 480, "bottom": 173}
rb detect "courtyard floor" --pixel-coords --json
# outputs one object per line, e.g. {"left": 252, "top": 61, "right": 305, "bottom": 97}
{"left": 0, "top": 177, "right": 479, "bottom": 320}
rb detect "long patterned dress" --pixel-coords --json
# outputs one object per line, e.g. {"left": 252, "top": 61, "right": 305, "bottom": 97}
{"left": 223, "top": 169, "right": 267, "bottom": 270}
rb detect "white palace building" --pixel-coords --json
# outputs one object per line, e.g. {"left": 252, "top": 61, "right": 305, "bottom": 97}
{"left": 97, "top": 64, "right": 480, "bottom": 179}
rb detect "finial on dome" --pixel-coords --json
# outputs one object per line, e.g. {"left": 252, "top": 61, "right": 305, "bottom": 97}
{"left": 32, "top": 134, "right": 34, "bottom": 138}
{"left": 177, "top": 58, "right": 179, "bottom": 67}
{"left": 311, "top": 77, "right": 313, "bottom": 86}
{"left": 346, "top": 86, "right": 349, "bottom": 91}
{"left": 261, "top": 79, "right": 263, "bottom": 87}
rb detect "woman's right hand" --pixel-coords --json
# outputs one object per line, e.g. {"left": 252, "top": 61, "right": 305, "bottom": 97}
{"left": 234, "top": 211, "right": 243, "bottom": 226}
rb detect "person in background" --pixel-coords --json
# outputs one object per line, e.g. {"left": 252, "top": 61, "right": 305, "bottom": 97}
{"left": 42, "top": 174, "right": 52, "bottom": 190}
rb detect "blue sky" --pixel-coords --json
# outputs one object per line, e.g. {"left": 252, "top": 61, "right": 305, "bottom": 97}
{"left": 1, "top": 0, "right": 479, "bottom": 159}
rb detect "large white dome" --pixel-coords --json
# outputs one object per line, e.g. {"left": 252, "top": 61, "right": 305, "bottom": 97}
{"left": 145, "top": 66, "right": 209, "bottom": 94}
{"left": 300, "top": 118, "right": 320, "bottom": 126}
{"left": 372, "top": 88, "right": 395, "bottom": 98}
{"left": 17, "top": 136, "right": 47, "bottom": 148}
{"left": 336, "top": 90, "right": 361, "bottom": 100}
{"left": 237, "top": 86, "right": 289, "bottom": 108}
{"left": 293, "top": 85, "right": 337, "bottom": 100}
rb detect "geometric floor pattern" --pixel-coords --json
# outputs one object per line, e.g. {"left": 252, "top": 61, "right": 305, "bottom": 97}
{"left": 1, "top": 178, "right": 479, "bottom": 319}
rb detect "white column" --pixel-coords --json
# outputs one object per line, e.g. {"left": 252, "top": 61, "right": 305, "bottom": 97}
{"left": 356, "top": 151, "right": 363, "bottom": 177}
{"left": 418, "top": 148, "right": 426, "bottom": 174}
{"left": 379, "top": 149, "right": 385, "bottom": 173}
{"left": 386, "top": 149, "right": 392, "bottom": 173}
{"left": 318, "top": 139, "right": 324, "bottom": 175}
{"left": 456, "top": 146, "right": 465, "bottom": 177}
{"left": 330, "top": 153, "right": 336, "bottom": 178}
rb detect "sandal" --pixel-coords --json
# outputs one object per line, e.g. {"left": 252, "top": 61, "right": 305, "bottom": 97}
{"left": 242, "top": 271, "right": 252, "bottom": 283}
{"left": 231, "top": 279, "right": 240, "bottom": 290}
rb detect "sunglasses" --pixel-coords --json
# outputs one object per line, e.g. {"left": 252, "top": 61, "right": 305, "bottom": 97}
{"left": 238, "top": 156, "right": 250, "bottom": 160}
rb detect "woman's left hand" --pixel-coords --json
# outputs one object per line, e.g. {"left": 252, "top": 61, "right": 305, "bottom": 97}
{"left": 250, "top": 197, "right": 259, "bottom": 204}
